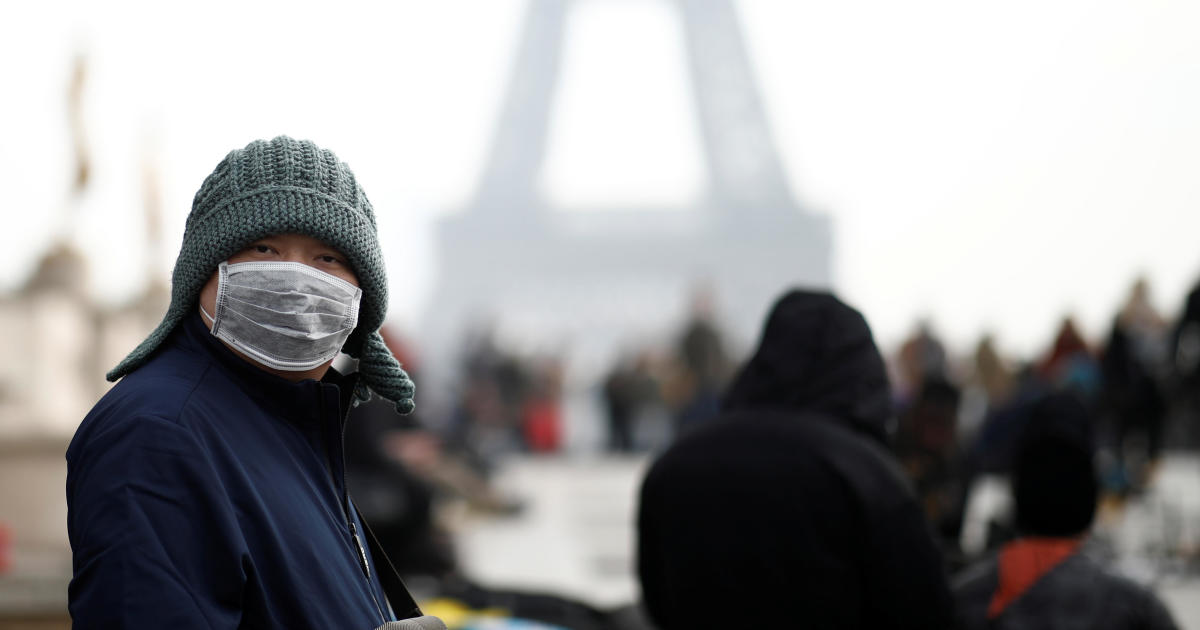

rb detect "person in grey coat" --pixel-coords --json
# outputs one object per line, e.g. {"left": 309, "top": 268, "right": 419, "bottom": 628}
{"left": 953, "top": 393, "right": 1179, "bottom": 629}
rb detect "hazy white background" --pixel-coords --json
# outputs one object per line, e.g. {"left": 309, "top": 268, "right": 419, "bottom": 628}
{"left": 2, "top": 0, "right": 1198, "bottom": 358}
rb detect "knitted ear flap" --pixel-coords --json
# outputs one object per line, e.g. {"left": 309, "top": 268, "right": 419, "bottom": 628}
{"left": 355, "top": 330, "right": 416, "bottom": 415}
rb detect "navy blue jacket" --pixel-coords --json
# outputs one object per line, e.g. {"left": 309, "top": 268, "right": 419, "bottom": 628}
{"left": 67, "top": 312, "right": 397, "bottom": 629}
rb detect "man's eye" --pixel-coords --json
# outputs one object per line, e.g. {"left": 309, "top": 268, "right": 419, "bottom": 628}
{"left": 254, "top": 245, "right": 271, "bottom": 254}
{"left": 320, "top": 255, "right": 340, "bottom": 264}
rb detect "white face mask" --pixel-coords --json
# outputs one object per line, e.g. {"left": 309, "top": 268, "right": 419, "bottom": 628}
{"left": 199, "top": 261, "right": 362, "bottom": 371}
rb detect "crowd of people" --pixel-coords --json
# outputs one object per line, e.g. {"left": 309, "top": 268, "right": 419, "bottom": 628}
{"left": 343, "top": 277, "right": 1200, "bottom": 629}
{"left": 634, "top": 287, "right": 1188, "bottom": 629}
{"left": 66, "top": 136, "right": 1197, "bottom": 629}
{"left": 890, "top": 278, "right": 1200, "bottom": 565}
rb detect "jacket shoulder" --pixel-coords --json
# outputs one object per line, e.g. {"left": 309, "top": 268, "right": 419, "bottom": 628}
{"left": 984, "top": 553, "right": 1180, "bottom": 630}
{"left": 97, "top": 357, "right": 208, "bottom": 418}
{"left": 1048, "top": 555, "right": 1180, "bottom": 629}
{"left": 648, "top": 409, "right": 915, "bottom": 512}
{"left": 69, "top": 352, "right": 214, "bottom": 463}
{"left": 752, "top": 409, "right": 917, "bottom": 513}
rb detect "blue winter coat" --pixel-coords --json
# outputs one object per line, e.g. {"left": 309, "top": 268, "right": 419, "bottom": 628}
{"left": 67, "top": 312, "right": 399, "bottom": 629}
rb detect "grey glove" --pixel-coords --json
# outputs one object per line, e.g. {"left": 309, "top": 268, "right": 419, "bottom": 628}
{"left": 374, "top": 616, "right": 448, "bottom": 630}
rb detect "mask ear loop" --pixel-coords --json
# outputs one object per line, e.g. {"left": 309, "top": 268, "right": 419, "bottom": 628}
{"left": 199, "top": 303, "right": 216, "bottom": 325}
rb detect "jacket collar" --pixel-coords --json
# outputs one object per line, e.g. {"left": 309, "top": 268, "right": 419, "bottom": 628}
{"left": 177, "top": 310, "right": 359, "bottom": 426}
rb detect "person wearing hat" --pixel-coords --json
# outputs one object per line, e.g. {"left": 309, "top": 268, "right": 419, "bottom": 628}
{"left": 67, "top": 137, "right": 443, "bottom": 629}
{"left": 953, "top": 392, "right": 1179, "bottom": 629}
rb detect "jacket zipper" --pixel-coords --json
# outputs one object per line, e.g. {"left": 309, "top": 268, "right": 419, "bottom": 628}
{"left": 322, "top": 386, "right": 388, "bottom": 624}
{"left": 349, "top": 521, "right": 370, "bottom": 578}
{"left": 349, "top": 515, "right": 386, "bottom": 622}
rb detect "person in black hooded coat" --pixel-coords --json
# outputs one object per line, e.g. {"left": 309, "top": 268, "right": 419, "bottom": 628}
{"left": 637, "top": 290, "right": 955, "bottom": 629}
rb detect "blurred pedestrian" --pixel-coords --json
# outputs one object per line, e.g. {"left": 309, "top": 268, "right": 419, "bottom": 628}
{"left": 452, "top": 329, "right": 529, "bottom": 461}
{"left": 66, "top": 137, "right": 441, "bottom": 629}
{"left": 894, "top": 378, "right": 965, "bottom": 542}
{"left": 1169, "top": 279, "right": 1200, "bottom": 447}
{"left": 637, "top": 290, "right": 954, "bottom": 629}
{"left": 896, "top": 319, "right": 949, "bottom": 405}
{"left": 954, "top": 393, "right": 1179, "bottom": 629}
{"left": 1101, "top": 281, "right": 1169, "bottom": 493}
{"left": 522, "top": 357, "right": 564, "bottom": 453}
{"left": 671, "top": 288, "right": 732, "bottom": 436}
{"left": 603, "top": 351, "right": 659, "bottom": 452}
{"left": 1038, "top": 316, "right": 1101, "bottom": 401}
{"left": 972, "top": 334, "right": 1015, "bottom": 410}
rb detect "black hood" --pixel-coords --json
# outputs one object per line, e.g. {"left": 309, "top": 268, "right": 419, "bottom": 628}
{"left": 722, "top": 290, "right": 893, "bottom": 443}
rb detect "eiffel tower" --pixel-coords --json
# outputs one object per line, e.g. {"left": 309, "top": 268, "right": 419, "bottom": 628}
{"left": 422, "top": 0, "right": 831, "bottom": 406}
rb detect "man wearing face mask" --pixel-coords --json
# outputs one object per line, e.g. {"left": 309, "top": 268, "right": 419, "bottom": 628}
{"left": 66, "top": 137, "right": 445, "bottom": 630}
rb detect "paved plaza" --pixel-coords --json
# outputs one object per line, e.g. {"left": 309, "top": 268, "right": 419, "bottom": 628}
{"left": 457, "top": 453, "right": 1200, "bottom": 627}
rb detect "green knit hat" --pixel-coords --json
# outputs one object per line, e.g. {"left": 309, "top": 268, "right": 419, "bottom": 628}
{"left": 107, "top": 136, "right": 415, "bottom": 414}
